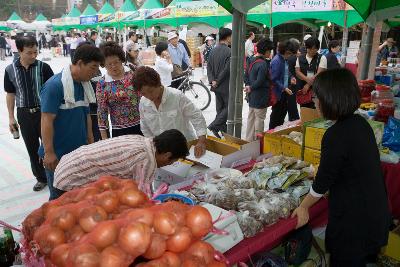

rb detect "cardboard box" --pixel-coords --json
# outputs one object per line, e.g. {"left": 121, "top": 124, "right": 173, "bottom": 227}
{"left": 382, "top": 225, "right": 400, "bottom": 261}
{"left": 202, "top": 203, "right": 244, "bottom": 253}
{"left": 188, "top": 136, "right": 260, "bottom": 169}
{"left": 304, "top": 147, "right": 321, "bottom": 165}
{"left": 263, "top": 126, "right": 303, "bottom": 159}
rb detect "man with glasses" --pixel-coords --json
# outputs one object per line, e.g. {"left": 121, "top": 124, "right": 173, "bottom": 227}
{"left": 4, "top": 36, "right": 54, "bottom": 191}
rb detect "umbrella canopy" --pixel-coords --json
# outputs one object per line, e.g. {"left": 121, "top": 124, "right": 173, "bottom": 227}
{"left": 82, "top": 4, "right": 98, "bottom": 16}
{"left": 168, "top": 0, "right": 191, "bottom": 6}
{"left": 98, "top": 1, "right": 116, "bottom": 14}
{"left": 67, "top": 6, "right": 82, "bottom": 17}
{"left": 7, "top": 12, "right": 24, "bottom": 23}
{"left": 119, "top": 0, "right": 137, "bottom": 12}
{"left": 345, "top": 0, "right": 400, "bottom": 25}
{"left": 141, "top": 0, "right": 163, "bottom": 9}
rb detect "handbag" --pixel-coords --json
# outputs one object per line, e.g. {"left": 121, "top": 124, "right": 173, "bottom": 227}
{"left": 172, "top": 64, "right": 183, "bottom": 78}
{"left": 296, "top": 89, "right": 313, "bottom": 105}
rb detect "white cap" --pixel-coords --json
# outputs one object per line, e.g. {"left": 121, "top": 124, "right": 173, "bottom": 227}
{"left": 205, "top": 36, "right": 214, "bottom": 41}
{"left": 303, "top": 34, "right": 312, "bottom": 41}
{"left": 168, "top": 32, "right": 178, "bottom": 41}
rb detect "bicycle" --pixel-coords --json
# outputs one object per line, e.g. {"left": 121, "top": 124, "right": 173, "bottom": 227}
{"left": 173, "top": 70, "right": 212, "bottom": 111}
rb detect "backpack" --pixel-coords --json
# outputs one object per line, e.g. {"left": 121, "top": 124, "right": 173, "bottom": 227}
{"left": 246, "top": 58, "right": 276, "bottom": 107}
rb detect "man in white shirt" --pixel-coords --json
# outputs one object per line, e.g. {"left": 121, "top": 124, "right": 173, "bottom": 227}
{"left": 245, "top": 32, "right": 255, "bottom": 59}
{"left": 135, "top": 66, "right": 207, "bottom": 158}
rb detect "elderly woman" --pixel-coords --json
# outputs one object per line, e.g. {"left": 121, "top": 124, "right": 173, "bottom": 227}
{"left": 125, "top": 42, "right": 142, "bottom": 71}
{"left": 97, "top": 41, "right": 141, "bottom": 139}
{"left": 136, "top": 66, "right": 207, "bottom": 158}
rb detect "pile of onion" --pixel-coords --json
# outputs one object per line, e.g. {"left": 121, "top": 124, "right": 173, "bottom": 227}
{"left": 22, "top": 176, "right": 226, "bottom": 267}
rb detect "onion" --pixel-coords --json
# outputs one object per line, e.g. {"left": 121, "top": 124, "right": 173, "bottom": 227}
{"left": 143, "top": 233, "right": 167, "bottom": 259}
{"left": 118, "top": 222, "right": 152, "bottom": 256}
{"left": 88, "top": 221, "right": 119, "bottom": 250}
{"left": 33, "top": 225, "right": 66, "bottom": 256}
{"left": 142, "top": 259, "right": 168, "bottom": 267}
{"left": 161, "top": 252, "right": 181, "bottom": 267}
{"left": 49, "top": 207, "right": 76, "bottom": 231}
{"left": 186, "top": 241, "right": 215, "bottom": 264}
{"left": 153, "top": 211, "right": 178, "bottom": 236}
{"left": 75, "top": 187, "right": 101, "bottom": 201}
{"left": 96, "top": 191, "right": 119, "bottom": 213}
{"left": 50, "top": 243, "right": 71, "bottom": 267}
{"left": 119, "top": 188, "right": 147, "bottom": 207}
{"left": 79, "top": 206, "right": 108, "bottom": 233}
{"left": 119, "top": 179, "right": 138, "bottom": 190}
{"left": 207, "top": 261, "right": 227, "bottom": 267}
{"left": 22, "top": 208, "right": 44, "bottom": 240}
{"left": 96, "top": 176, "right": 119, "bottom": 190}
{"left": 124, "top": 208, "right": 154, "bottom": 226}
{"left": 67, "top": 225, "right": 86, "bottom": 242}
{"left": 67, "top": 243, "right": 100, "bottom": 267}
{"left": 41, "top": 202, "right": 60, "bottom": 218}
{"left": 182, "top": 256, "right": 206, "bottom": 267}
{"left": 185, "top": 206, "right": 213, "bottom": 238}
{"left": 166, "top": 227, "right": 193, "bottom": 253}
{"left": 100, "top": 246, "right": 130, "bottom": 267}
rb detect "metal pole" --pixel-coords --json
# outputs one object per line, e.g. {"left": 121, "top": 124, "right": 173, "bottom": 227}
{"left": 269, "top": 0, "right": 273, "bottom": 41}
{"left": 341, "top": 9, "right": 349, "bottom": 66}
{"left": 233, "top": 12, "right": 247, "bottom": 138}
{"left": 227, "top": 8, "right": 241, "bottom": 135}
{"left": 360, "top": 25, "right": 375, "bottom": 80}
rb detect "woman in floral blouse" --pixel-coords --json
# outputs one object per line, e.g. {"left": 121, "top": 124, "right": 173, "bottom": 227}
{"left": 97, "top": 41, "right": 141, "bottom": 139}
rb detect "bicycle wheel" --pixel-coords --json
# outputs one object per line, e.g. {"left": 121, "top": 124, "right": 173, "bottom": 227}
{"left": 185, "top": 81, "right": 212, "bottom": 111}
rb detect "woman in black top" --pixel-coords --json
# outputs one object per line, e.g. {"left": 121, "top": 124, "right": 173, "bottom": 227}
{"left": 292, "top": 68, "right": 390, "bottom": 267}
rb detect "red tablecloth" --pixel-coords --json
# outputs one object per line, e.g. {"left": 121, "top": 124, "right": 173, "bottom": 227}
{"left": 382, "top": 162, "right": 400, "bottom": 219}
{"left": 224, "top": 198, "right": 328, "bottom": 265}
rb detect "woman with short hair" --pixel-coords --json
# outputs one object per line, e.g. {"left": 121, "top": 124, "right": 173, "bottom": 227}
{"left": 292, "top": 68, "right": 390, "bottom": 267}
{"left": 97, "top": 41, "right": 141, "bottom": 139}
{"left": 154, "top": 41, "right": 173, "bottom": 87}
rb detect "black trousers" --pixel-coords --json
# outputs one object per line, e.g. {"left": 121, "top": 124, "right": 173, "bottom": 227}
{"left": 330, "top": 256, "right": 366, "bottom": 267}
{"left": 209, "top": 90, "right": 228, "bottom": 133}
{"left": 287, "top": 86, "right": 300, "bottom": 121}
{"left": 112, "top": 124, "right": 142, "bottom": 138}
{"left": 90, "top": 114, "right": 104, "bottom": 142}
{"left": 269, "top": 93, "right": 288, "bottom": 130}
{"left": 70, "top": 49, "right": 76, "bottom": 62}
{"left": 16, "top": 108, "right": 47, "bottom": 183}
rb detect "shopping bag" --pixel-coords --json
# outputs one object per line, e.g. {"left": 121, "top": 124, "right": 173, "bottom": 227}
{"left": 382, "top": 117, "right": 400, "bottom": 152}
{"left": 296, "top": 89, "right": 313, "bottom": 105}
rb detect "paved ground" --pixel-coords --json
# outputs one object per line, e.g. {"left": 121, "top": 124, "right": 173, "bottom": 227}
{"left": 0, "top": 50, "right": 280, "bottom": 240}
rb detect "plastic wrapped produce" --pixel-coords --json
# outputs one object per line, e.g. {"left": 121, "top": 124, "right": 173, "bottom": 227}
{"left": 287, "top": 181, "right": 312, "bottom": 205}
{"left": 267, "top": 170, "right": 300, "bottom": 190}
{"left": 190, "top": 181, "right": 219, "bottom": 202}
{"left": 236, "top": 211, "right": 264, "bottom": 238}
{"left": 247, "top": 164, "right": 283, "bottom": 189}
{"left": 221, "top": 176, "right": 257, "bottom": 189}
{"left": 237, "top": 200, "right": 279, "bottom": 225}
{"left": 206, "top": 190, "right": 239, "bottom": 210}
{"left": 233, "top": 189, "right": 258, "bottom": 201}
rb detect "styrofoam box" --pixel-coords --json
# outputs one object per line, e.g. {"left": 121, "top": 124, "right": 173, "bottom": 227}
{"left": 202, "top": 203, "right": 244, "bottom": 253}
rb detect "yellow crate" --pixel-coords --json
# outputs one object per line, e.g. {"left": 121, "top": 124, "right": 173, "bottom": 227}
{"left": 263, "top": 134, "right": 283, "bottom": 155}
{"left": 303, "top": 147, "right": 321, "bottom": 165}
{"left": 263, "top": 126, "right": 302, "bottom": 159}
{"left": 304, "top": 126, "right": 327, "bottom": 150}
{"left": 282, "top": 140, "right": 302, "bottom": 159}
{"left": 382, "top": 225, "right": 400, "bottom": 261}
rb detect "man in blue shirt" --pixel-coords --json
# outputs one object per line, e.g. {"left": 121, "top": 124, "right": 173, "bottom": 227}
{"left": 39, "top": 43, "right": 104, "bottom": 200}
{"left": 168, "top": 31, "right": 191, "bottom": 89}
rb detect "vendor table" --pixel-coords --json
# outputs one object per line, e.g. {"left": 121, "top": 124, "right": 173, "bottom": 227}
{"left": 224, "top": 198, "right": 328, "bottom": 265}
{"left": 382, "top": 162, "right": 400, "bottom": 219}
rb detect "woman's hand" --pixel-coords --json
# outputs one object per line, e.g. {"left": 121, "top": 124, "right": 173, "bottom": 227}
{"left": 302, "top": 84, "right": 310, "bottom": 94}
{"left": 291, "top": 206, "right": 310, "bottom": 229}
{"left": 194, "top": 138, "right": 206, "bottom": 158}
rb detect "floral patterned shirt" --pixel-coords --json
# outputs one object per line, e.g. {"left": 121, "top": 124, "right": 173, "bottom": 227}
{"left": 96, "top": 71, "right": 140, "bottom": 130}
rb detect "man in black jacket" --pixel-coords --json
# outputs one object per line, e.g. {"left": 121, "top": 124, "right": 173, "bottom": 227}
{"left": 207, "top": 28, "right": 232, "bottom": 138}
{"left": 0, "top": 33, "right": 6, "bottom": 60}
{"left": 244, "top": 38, "right": 274, "bottom": 141}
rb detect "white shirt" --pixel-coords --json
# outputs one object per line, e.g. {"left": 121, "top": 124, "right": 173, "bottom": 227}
{"left": 139, "top": 86, "right": 207, "bottom": 142}
{"left": 155, "top": 56, "right": 173, "bottom": 87}
{"left": 245, "top": 39, "right": 254, "bottom": 57}
{"left": 70, "top": 37, "right": 78, "bottom": 49}
{"left": 295, "top": 54, "right": 326, "bottom": 77}
{"left": 318, "top": 55, "right": 329, "bottom": 69}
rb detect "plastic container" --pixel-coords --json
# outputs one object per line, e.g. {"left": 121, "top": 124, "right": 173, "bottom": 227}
{"left": 358, "top": 80, "right": 375, "bottom": 103}
{"left": 371, "top": 85, "right": 395, "bottom": 123}
{"left": 153, "top": 193, "right": 195, "bottom": 205}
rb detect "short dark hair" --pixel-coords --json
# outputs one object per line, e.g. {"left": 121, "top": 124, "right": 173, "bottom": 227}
{"left": 99, "top": 41, "right": 125, "bottom": 66}
{"left": 277, "top": 40, "right": 298, "bottom": 55}
{"left": 219, "top": 28, "right": 232, "bottom": 41}
{"left": 90, "top": 31, "right": 98, "bottom": 37}
{"left": 133, "top": 66, "right": 161, "bottom": 90}
{"left": 155, "top": 41, "right": 168, "bottom": 56}
{"left": 328, "top": 40, "right": 340, "bottom": 52}
{"left": 16, "top": 36, "right": 38, "bottom": 52}
{"left": 129, "top": 31, "right": 136, "bottom": 39}
{"left": 154, "top": 129, "right": 189, "bottom": 159}
{"left": 305, "top": 37, "right": 320, "bottom": 50}
{"left": 76, "top": 33, "right": 81, "bottom": 37}
{"left": 289, "top": 38, "right": 301, "bottom": 52}
{"left": 256, "top": 38, "right": 274, "bottom": 55}
{"left": 314, "top": 68, "right": 360, "bottom": 120}
{"left": 248, "top": 32, "right": 254, "bottom": 39}
{"left": 72, "top": 43, "right": 104, "bottom": 65}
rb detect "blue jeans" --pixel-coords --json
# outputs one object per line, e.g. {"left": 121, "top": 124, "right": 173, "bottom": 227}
{"left": 45, "top": 169, "right": 65, "bottom": 200}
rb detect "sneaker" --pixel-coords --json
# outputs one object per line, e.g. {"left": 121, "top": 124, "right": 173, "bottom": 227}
{"left": 208, "top": 127, "right": 221, "bottom": 139}
{"left": 33, "top": 182, "right": 47, "bottom": 191}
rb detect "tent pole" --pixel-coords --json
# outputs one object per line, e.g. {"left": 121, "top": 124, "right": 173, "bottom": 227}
{"left": 341, "top": 8, "right": 348, "bottom": 67}
{"left": 359, "top": 0, "right": 377, "bottom": 80}
{"left": 269, "top": 0, "right": 273, "bottom": 41}
{"left": 233, "top": 11, "right": 247, "bottom": 138}
{"left": 227, "top": 8, "right": 241, "bottom": 135}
